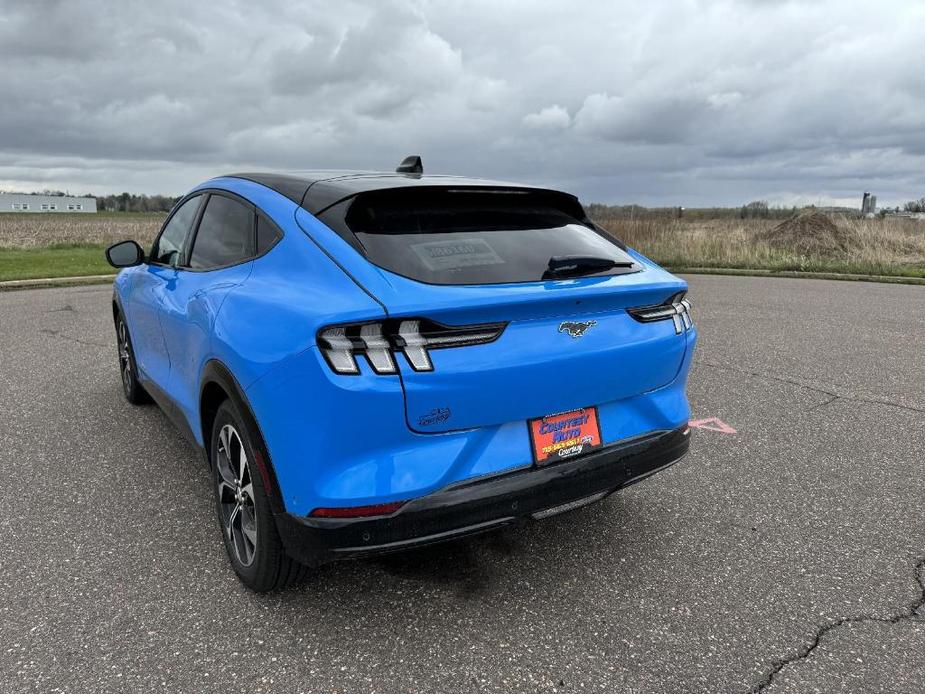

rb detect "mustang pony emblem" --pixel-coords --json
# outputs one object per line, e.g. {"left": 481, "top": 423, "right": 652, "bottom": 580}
{"left": 558, "top": 320, "right": 597, "bottom": 338}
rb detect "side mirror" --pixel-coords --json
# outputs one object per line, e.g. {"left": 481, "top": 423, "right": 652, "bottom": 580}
{"left": 105, "top": 240, "right": 145, "bottom": 268}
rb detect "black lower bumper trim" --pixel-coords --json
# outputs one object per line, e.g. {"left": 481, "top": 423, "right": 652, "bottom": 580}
{"left": 275, "top": 425, "right": 690, "bottom": 566}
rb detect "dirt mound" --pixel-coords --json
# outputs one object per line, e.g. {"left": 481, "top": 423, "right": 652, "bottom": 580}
{"left": 756, "top": 211, "right": 859, "bottom": 256}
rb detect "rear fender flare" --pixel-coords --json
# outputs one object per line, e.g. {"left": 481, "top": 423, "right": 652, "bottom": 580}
{"left": 199, "top": 359, "right": 285, "bottom": 515}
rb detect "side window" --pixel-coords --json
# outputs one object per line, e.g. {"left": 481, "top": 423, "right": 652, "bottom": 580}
{"left": 189, "top": 195, "right": 255, "bottom": 270}
{"left": 257, "top": 213, "right": 282, "bottom": 255}
{"left": 153, "top": 196, "right": 201, "bottom": 265}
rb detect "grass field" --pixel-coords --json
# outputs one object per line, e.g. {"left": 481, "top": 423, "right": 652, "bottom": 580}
{"left": 0, "top": 210, "right": 923, "bottom": 282}
{"left": 594, "top": 213, "right": 925, "bottom": 279}
{"left": 0, "top": 212, "right": 164, "bottom": 281}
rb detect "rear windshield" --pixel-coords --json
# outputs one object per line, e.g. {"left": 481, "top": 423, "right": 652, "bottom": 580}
{"left": 322, "top": 188, "right": 638, "bottom": 285}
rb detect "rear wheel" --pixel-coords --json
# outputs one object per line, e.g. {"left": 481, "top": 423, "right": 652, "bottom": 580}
{"left": 115, "top": 312, "right": 151, "bottom": 404}
{"left": 211, "top": 400, "right": 308, "bottom": 592}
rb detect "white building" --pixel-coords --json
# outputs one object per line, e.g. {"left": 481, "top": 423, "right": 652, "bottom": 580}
{"left": 0, "top": 193, "right": 97, "bottom": 213}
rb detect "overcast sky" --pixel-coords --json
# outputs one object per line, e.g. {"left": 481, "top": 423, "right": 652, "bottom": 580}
{"left": 1, "top": 0, "right": 923, "bottom": 207}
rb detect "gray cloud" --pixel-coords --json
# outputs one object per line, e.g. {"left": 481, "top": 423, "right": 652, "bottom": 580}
{"left": 0, "top": 0, "right": 923, "bottom": 206}
{"left": 523, "top": 105, "right": 571, "bottom": 130}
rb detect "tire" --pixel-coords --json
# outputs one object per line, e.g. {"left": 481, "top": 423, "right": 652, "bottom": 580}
{"left": 210, "top": 399, "right": 308, "bottom": 592}
{"left": 115, "top": 311, "right": 151, "bottom": 405}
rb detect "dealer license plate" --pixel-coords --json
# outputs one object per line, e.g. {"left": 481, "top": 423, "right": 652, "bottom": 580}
{"left": 528, "top": 407, "right": 602, "bottom": 465}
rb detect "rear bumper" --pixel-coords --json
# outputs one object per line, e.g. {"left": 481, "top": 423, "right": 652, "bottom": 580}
{"left": 274, "top": 425, "right": 690, "bottom": 566}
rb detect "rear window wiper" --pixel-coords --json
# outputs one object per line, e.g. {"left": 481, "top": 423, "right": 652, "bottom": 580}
{"left": 543, "top": 255, "right": 635, "bottom": 279}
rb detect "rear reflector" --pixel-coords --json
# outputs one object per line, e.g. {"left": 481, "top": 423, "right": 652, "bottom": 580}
{"left": 309, "top": 501, "right": 406, "bottom": 518}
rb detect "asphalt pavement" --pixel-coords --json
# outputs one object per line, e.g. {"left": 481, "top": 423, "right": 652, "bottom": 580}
{"left": 1, "top": 275, "right": 923, "bottom": 693}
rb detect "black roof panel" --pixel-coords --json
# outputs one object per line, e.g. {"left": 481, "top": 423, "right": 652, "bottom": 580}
{"left": 226, "top": 171, "right": 566, "bottom": 214}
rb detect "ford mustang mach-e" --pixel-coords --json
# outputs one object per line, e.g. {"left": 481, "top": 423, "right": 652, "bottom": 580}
{"left": 106, "top": 157, "right": 696, "bottom": 592}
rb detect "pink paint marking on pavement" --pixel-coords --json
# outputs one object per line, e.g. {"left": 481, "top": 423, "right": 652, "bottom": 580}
{"left": 689, "top": 417, "right": 737, "bottom": 434}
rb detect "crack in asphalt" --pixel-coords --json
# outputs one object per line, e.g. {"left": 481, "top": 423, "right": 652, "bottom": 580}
{"left": 804, "top": 394, "right": 840, "bottom": 412}
{"left": 45, "top": 304, "right": 77, "bottom": 314}
{"left": 39, "top": 328, "right": 107, "bottom": 349}
{"left": 693, "top": 360, "right": 925, "bottom": 415}
{"left": 748, "top": 558, "right": 925, "bottom": 693}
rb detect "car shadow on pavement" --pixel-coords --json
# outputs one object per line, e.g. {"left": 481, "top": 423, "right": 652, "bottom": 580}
{"left": 278, "top": 493, "right": 658, "bottom": 605}
{"left": 365, "top": 527, "right": 524, "bottom": 599}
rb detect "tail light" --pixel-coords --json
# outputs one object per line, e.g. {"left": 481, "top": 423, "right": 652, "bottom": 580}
{"left": 627, "top": 292, "right": 692, "bottom": 334}
{"left": 310, "top": 501, "right": 406, "bottom": 518}
{"left": 318, "top": 318, "right": 506, "bottom": 375}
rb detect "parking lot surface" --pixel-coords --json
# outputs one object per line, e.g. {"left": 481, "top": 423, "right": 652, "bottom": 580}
{"left": 1, "top": 275, "right": 923, "bottom": 693}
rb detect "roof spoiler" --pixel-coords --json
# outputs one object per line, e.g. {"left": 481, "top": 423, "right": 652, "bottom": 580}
{"left": 396, "top": 155, "right": 423, "bottom": 175}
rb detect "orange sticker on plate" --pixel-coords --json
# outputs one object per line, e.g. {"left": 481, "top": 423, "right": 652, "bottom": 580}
{"left": 529, "top": 407, "right": 602, "bottom": 465}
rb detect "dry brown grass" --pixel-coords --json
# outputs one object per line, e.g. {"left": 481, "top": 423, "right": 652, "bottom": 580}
{"left": 1, "top": 209, "right": 923, "bottom": 280}
{"left": 0, "top": 212, "right": 164, "bottom": 249}
{"left": 595, "top": 213, "right": 925, "bottom": 278}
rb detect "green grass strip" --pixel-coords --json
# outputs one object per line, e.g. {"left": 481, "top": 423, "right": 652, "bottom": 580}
{"left": 0, "top": 244, "right": 110, "bottom": 282}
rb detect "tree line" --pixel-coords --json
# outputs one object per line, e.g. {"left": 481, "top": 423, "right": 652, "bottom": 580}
{"left": 590, "top": 198, "right": 925, "bottom": 218}
{"left": 586, "top": 201, "right": 799, "bottom": 221}
{"left": 9, "top": 188, "right": 925, "bottom": 214}
{"left": 93, "top": 193, "right": 182, "bottom": 213}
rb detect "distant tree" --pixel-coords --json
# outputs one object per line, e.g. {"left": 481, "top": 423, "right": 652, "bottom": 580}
{"left": 740, "top": 200, "right": 770, "bottom": 219}
{"left": 903, "top": 197, "right": 925, "bottom": 213}
{"left": 85, "top": 192, "right": 180, "bottom": 213}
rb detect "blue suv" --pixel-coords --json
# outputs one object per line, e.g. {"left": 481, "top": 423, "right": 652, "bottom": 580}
{"left": 106, "top": 157, "right": 696, "bottom": 592}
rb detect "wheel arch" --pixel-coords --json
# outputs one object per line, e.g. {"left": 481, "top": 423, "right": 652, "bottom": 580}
{"left": 199, "top": 359, "right": 285, "bottom": 514}
{"left": 112, "top": 291, "right": 125, "bottom": 325}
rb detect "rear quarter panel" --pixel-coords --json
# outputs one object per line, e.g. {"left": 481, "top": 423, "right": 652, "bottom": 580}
{"left": 199, "top": 177, "right": 388, "bottom": 391}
